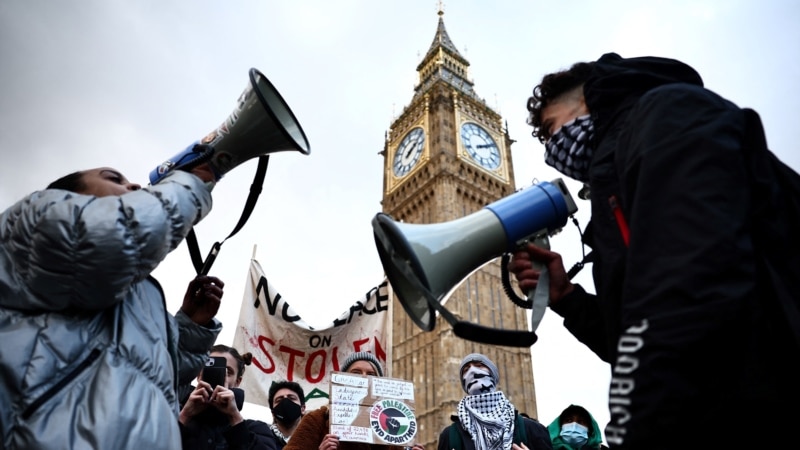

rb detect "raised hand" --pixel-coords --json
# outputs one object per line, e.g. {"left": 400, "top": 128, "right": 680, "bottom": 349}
{"left": 179, "top": 380, "right": 213, "bottom": 424}
{"left": 181, "top": 275, "right": 224, "bottom": 325}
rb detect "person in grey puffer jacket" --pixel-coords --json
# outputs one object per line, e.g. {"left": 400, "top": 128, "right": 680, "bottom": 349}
{"left": 0, "top": 163, "right": 224, "bottom": 449}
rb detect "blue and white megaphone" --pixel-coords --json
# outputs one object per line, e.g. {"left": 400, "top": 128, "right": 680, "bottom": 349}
{"left": 372, "top": 178, "right": 578, "bottom": 347}
{"left": 149, "top": 68, "right": 310, "bottom": 184}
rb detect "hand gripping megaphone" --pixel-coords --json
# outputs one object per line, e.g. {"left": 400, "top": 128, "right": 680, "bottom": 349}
{"left": 372, "top": 178, "right": 578, "bottom": 347}
{"left": 149, "top": 68, "right": 310, "bottom": 184}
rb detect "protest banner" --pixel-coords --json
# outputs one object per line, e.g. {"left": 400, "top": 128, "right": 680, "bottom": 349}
{"left": 232, "top": 258, "right": 392, "bottom": 411}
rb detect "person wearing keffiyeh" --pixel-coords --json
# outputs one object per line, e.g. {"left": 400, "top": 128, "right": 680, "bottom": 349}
{"left": 437, "top": 354, "right": 552, "bottom": 450}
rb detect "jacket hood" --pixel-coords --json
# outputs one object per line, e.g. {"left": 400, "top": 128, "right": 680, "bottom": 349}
{"left": 547, "top": 404, "right": 605, "bottom": 450}
{"left": 585, "top": 52, "right": 704, "bottom": 140}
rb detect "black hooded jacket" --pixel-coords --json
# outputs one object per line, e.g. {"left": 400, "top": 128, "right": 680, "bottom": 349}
{"left": 437, "top": 412, "right": 552, "bottom": 450}
{"left": 179, "top": 408, "right": 278, "bottom": 450}
{"left": 549, "top": 53, "right": 800, "bottom": 449}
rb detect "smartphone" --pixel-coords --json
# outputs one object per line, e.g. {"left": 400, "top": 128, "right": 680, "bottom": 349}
{"left": 202, "top": 356, "right": 227, "bottom": 389}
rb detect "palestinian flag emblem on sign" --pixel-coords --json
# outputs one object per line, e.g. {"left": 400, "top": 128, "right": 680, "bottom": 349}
{"left": 369, "top": 399, "right": 417, "bottom": 445}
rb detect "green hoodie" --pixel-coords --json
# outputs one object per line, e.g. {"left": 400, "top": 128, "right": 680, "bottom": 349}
{"left": 547, "top": 405, "right": 605, "bottom": 450}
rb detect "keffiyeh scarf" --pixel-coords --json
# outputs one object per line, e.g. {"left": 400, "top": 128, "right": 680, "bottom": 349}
{"left": 270, "top": 423, "right": 289, "bottom": 445}
{"left": 544, "top": 113, "right": 595, "bottom": 182}
{"left": 457, "top": 391, "right": 516, "bottom": 450}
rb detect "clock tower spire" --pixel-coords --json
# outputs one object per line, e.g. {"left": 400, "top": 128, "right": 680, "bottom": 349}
{"left": 381, "top": 9, "right": 540, "bottom": 448}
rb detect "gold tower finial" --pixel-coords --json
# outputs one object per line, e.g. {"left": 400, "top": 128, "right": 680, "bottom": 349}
{"left": 437, "top": 0, "right": 445, "bottom": 17}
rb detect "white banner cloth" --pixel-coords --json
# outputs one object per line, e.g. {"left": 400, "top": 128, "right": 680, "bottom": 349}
{"left": 233, "top": 259, "right": 393, "bottom": 411}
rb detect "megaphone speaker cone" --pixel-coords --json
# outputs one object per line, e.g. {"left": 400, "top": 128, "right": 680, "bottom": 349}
{"left": 201, "top": 68, "right": 311, "bottom": 176}
{"left": 372, "top": 209, "right": 509, "bottom": 331}
{"left": 248, "top": 68, "right": 310, "bottom": 156}
{"left": 371, "top": 179, "right": 578, "bottom": 347}
{"left": 373, "top": 213, "right": 436, "bottom": 331}
{"left": 149, "top": 68, "right": 310, "bottom": 185}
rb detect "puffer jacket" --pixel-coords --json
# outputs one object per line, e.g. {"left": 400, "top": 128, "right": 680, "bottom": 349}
{"left": 0, "top": 170, "right": 222, "bottom": 449}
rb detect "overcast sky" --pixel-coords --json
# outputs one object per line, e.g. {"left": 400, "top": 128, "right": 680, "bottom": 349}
{"left": 2, "top": 0, "right": 798, "bottom": 437}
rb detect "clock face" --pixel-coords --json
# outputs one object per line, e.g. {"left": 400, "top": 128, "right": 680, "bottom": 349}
{"left": 460, "top": 123, "right": 501, "bottom": 170}
{"left": 392, "top": 127, "right": 425, "bottom": 177}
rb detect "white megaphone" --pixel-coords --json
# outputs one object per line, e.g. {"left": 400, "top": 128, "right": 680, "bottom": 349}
{"left": 372, "top": 178, "right": 577, "bottom": 347}
{"left": 149, "top": 68, "right": 310, "bottom": 184}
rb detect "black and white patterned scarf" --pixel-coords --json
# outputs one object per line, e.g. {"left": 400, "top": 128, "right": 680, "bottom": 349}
{"left": 544, "top": 114, "right": 595, "bottom": 182}
{"left": 270, "top": 423, "right": 289, "bottom": 445}
{"left": 457, "top": 391, "right": 516, "bottom": 450}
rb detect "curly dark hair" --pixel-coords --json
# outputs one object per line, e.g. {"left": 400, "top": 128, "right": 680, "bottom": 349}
{"left": 526, "top": 61, "right": 595, "bottom": 143}
{"left": 268, "top": 380, "right": 306, "bottom": 406}
{"left": 211, "top": 344, "right": 252, "bottom": 378}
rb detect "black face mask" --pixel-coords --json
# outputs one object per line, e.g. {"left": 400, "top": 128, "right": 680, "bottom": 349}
{"left": 271, "top": 397, "right": 302, "bottom": 425}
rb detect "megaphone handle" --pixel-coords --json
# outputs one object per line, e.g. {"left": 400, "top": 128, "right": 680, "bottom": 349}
{"left": 184, "top": 156, "right": 271, "bottom": 276}
{"left": 526, "top": 234, "right": 550, "bottom": 331}
{"left": 199, "top": 242, "right": 222, "bottom": 276}
{"left": 529, "top": 266, "right": 549, "bottom": 332}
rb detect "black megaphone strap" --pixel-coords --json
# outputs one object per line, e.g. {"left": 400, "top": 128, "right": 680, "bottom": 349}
{"left": 186, "top": 155, "right": 270, "bottom": 275}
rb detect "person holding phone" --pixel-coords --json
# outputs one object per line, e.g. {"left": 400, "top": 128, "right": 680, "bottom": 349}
{"left": 179, "top": 344, "right": 278, "bottom": 450}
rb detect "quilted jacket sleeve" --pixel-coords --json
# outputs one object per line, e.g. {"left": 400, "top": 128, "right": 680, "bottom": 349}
{"left": 0, "top": 170, "right": 212, "bottom": 311}
{"left": 175, "top": 309, "right": 223, "bottom": 402}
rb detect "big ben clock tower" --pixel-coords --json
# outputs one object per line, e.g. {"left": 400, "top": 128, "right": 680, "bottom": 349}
{"left": 381, "top": 8, "right": 540, "bottom": 448}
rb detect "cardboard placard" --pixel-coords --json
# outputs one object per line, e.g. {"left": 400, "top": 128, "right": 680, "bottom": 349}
{"left": 329, "top": 371, "right": 417, "bottom": 446}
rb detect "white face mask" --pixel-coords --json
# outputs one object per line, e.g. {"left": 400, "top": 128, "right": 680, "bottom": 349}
{"left": 560, "top": 421, "right": 589, "bottom": 447}
{"left": 544, "top": 114, "right": 596, "bottom": 182}
{"left": 461, "top": 366, "right": 496, "bottom": 395}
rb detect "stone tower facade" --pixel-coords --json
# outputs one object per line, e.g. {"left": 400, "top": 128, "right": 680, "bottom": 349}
{"left": 380, "top": 10, "right": 539, "bottom": 448}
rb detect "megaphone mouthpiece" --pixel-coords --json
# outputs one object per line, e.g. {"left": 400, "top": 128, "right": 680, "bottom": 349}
{"left": 485, "top": 178, "right": 578, "bottom": 248}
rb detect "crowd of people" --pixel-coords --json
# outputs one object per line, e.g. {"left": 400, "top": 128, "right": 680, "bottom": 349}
{"left": 2, "top": 50, "right": 797, "bottom": 450}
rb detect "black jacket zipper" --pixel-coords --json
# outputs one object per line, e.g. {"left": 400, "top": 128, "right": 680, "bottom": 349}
{"left": 22, "top": 348, "right": 102, "bottom": 419}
